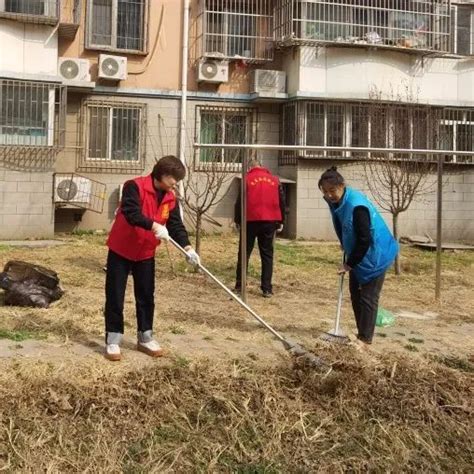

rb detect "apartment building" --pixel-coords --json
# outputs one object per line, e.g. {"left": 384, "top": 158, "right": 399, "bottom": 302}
{"left": 0, "top": 1, "right": 473, "bottom": 241}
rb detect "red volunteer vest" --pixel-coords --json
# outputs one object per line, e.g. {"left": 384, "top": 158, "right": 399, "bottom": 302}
{"left": 246, "top": 167, "right": 282, "bottom": 222}
{"left": 107, "top": 175, "right": 176, "bottom": 261}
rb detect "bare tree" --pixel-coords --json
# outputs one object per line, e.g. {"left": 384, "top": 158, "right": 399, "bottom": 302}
{"left": 181, "top": 157, "right": 238, "bottom": 255}
{"left": 362, "top": 88, "right": 438, "bottom": 274}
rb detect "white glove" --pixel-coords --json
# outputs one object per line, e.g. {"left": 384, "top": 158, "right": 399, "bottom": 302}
{"left": 185, "top": 247, "right": 200, "bottom": 267}
{"left": 152, "top": 223, "right": 169, "bottom": 241}
{"left": 276, "top": 224, "right": 284, "bottom": 233}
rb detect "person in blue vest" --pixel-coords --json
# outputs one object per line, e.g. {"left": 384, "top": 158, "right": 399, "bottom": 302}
{"left": 318, "top": 167, "right": 398, "bottom": 347}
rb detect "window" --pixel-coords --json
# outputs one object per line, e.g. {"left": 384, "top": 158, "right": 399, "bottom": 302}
{"left": 2, "top": 0, "right": 57, "bottom": 17}
{"left": 0, "top": 80, "right": 60, "bottom": 147}
{"left": 87, "top": 0, "right": 147, "bottom": 53}
{"left": 305, "top": 102, "right": 345, "bottom": 157}
{"left": 440, "top": 110, "right": 474, "bottom": 163}
{"left": 85, "top": 103, "right": 143, "bottom": 165}
{"left": 455, "top": 5, "right": 474, "bottom": 55}
{"left": 201, "top": 0, "right": 273, "bottom": 61}
{"left": 282, "top": 100, "right": 444, "bottom": 161}
{"left": 351, "top": 105, "right": 369, "bottom": 157}
{"left": 197, "top": 106, "right": 254, "bottom": 168}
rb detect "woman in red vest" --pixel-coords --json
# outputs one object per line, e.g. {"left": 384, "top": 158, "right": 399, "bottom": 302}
{"left": 104, "top": 155, "right": 199, "bottom": 361}
{"left": 234, "top": 160, "right": 285, "bottom": 297}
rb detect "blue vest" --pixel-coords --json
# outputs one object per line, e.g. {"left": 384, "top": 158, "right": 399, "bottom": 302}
{"left": 328, "top": 187, "right": 399, "bottom": 284}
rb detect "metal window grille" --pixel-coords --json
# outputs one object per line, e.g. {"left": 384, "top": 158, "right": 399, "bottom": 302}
{"left": 439, "top": 108, "right": 474, "bottom": 163}
{"left": 280, "top": 100, "right": 473, "bottom": 165}
{"left": 78, "top": 101, "right": 146, "bottom": 172}
{"left": 274, "top": 0, "right": 451, "bottom": 54}
{"left": 195, "top": 105, "right": 256, "bottom": 171}
{"left": 0, "top": 0, "right": 59, "bottom": 23}
{"left": 198, "top": 0, "right": 274, "bottom": 62}
{"left": 454, "top": 5, "right": 474, "bottom": 55}
{"left": 0, "top": 79, "right": 66, "bottom": 150}
{"left": 87, "top": 0, "right": 147, "bottom": 53}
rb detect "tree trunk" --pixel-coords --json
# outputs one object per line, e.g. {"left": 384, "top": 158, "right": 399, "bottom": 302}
{"left": 195, "top": 212, "right": 202, "bottom": 255}
{"left": 392, "top": 212, "right": 401, "bottom": 275}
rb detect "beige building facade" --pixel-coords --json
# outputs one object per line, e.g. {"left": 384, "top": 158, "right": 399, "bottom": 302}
{"left": 1, "top": 1, "right": 474, "bottom": 241}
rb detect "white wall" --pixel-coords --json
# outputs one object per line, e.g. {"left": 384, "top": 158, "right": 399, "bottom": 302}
{"left": 296, "top": 161, "right": 474, "bottom": 242}
{"left": 291, "top": 46, "right": 474, "bottom": 107}
{"left": 0, "top": 20, "right": 58, "bottom": 77}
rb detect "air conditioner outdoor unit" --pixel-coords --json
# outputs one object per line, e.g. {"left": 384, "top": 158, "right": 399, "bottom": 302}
{"left": 98, "top": 54, "right": 127, "bottom": 81}
{"left": 54, "top": 175, "right": 92, "bottom": 204}
{"left": 58, "top": 57, "right": 91, "bottom": 82}
{"left": 198, "top": 58, "right": 229, "bottom": 83}
{"left": 251, "top": 70, "right": 286, "bottom": 94}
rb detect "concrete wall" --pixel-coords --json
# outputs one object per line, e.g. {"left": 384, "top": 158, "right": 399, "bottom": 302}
{"left": 295, "top": 160, "right": 474, "bottom": 242}
{"left": 53, "top": 94, "right": 281, "bottom": 233}
{"left": 0, "top": 168, "right": 54, "bottom": 239}
{"left": 289, "top": 46, "right": 474, "bottom": 107}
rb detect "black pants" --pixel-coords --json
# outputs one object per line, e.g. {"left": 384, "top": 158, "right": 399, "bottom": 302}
{"left": 236, "top": 221, "right": 276, "bottom": 293}
{"left": 105, "top": 250, "right": 155, "bottom": 338}
{"left": 349, "top": 270, "right": 386, "bottom": 344}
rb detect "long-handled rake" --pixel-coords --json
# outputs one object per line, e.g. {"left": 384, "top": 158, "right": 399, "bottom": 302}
{"left": 169, "top": 238, "right": 331, "bottom": 372}
{"left": 321, "top": 254, "right": 350, "bottom": 344}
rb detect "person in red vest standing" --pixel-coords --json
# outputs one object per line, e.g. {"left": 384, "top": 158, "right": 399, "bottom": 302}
{"left": 104, "top": 155, "right": 199, "bottom": 361}
{"left": 234, "top": 160, "right": 285, "bottom": 298}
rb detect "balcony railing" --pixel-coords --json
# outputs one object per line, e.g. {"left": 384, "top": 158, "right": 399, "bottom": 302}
{"left": 280, "top": 100, "right": 474, "bottom": 165}
{"left": 274, "top": 0, "right": 451, "bottom": 54}
{"left": 198, "top": 0, "right": 274, "bottom": 62}
{"left": 0, "top": 0, "right": 59, "bottom": 25}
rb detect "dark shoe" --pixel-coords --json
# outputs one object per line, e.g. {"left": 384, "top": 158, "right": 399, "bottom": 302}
{"left": 262, "top": 290, "right": 273, "bottom": 298}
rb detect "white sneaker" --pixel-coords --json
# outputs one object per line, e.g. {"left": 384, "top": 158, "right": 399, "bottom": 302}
{"left": 137, "top": 339, "right": 163, "bottom": 358}
{"left": 105, "top": 343, "right": 121, "bottom": 361}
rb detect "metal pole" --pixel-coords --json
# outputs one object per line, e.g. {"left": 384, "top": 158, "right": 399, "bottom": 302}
{"left": 435, "top": 153, "right": 443, "bottom": 301}
{"left": 194, "top": 143, "right": 474, "bottom": 157}
{"left": 240, "top": 152, "right": 248, "bottom": 302}
{"left": 178, "top": 0, "right": 190, "bottom": 220}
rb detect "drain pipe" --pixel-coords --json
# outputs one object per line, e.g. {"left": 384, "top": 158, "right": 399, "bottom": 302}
{"left": 178, "top": 0, "right": 190, "bottom": 219}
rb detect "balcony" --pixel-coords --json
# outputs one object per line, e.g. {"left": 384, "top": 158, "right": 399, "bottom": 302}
{"left": 0, "top": 0, "right": 59, "bottom": 25}
{"left": 198, "top": 0, "right": 274, "bottom": 63}
{"left": 58, "top": 0, "right": 81, "bottom": 40}
{"left": 274, "top": 0, "right": 451, "bottom": 55}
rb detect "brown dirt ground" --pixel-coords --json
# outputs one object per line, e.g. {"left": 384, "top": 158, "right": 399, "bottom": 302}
{"left": 0, "top": 233, "right": 472, "bottom": 369}
{"left": 0, "top": 234, "right": 473, "bottom": 472}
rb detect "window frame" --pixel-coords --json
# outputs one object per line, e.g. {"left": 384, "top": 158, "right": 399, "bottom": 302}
{"left": 439, "top": 111, "right": 474, "bottom": 163}
{"left": 195, "top": 105, "right": 256, "bottom": 171}
{"left": 0, "top": 0, "right": 59, "bottom": 23}
{"left": 0, "top": 80, "right": 65, "bottom": 148}
{"left": 86, "top": 0, "right": 149, "bottom": 55}
{"left": 453, "top": 4, "right": 474, "bottom": 56}
{"left": 82, "top": 101, "right": 146, "bottom": 171}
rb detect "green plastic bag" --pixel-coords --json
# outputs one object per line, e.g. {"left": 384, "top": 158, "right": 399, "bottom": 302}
{"left": 376, "top": 308, "right": 395, "bottom": 327}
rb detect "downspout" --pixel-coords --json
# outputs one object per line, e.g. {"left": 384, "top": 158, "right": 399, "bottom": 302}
{"left": 179, "top": 0, "right": 190, "bottom": 219}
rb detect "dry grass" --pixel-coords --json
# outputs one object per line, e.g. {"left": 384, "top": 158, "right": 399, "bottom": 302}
{"left": 0, "top": 234, "right": 473, "bottom": 471}
{"left": 0, "top": 346, "right": 472, "bottom": 472}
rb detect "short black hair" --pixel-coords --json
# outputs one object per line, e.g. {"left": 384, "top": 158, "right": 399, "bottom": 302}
{"left": 318, "top": 166, "right": 345, "bottom": 188}
{"left": 152, "top": 155, "right": 186, "bottom": 181}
